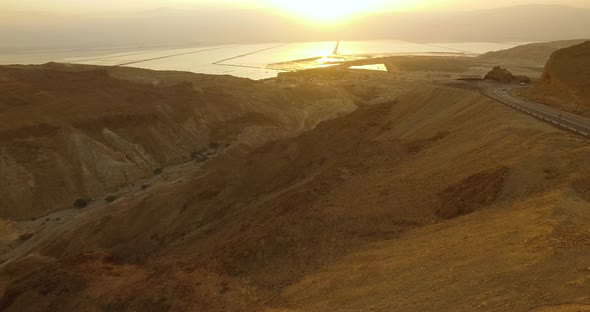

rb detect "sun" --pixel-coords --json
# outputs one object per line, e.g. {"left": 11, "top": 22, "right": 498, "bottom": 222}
{"left": 268, "top": 0, "right": 390, "bottom": 23}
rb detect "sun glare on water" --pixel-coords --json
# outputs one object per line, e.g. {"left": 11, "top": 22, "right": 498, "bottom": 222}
{"left": 268, "top": 0, "right": 391, "bottom": 23}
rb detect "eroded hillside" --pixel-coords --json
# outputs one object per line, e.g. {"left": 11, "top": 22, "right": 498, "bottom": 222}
{"left": 0, "top": 64, "right": 363, "bottom": 220}
{"left": 2, "top": 64, "right": 590, "bottom": 311}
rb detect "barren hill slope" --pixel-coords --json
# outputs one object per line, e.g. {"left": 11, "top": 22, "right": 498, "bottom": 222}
{"left": 519, "top": 41, "right": 590, "bottom": 116}
{"left": 0, "top": 64, "right": 358, "bottom": 220}
{"left": 3, "top": 74, "right": 590, "bottom": 311}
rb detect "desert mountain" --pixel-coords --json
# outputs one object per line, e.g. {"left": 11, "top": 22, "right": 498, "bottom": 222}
{"left": 519, "top": 41, "right": 590, "bottom": 116}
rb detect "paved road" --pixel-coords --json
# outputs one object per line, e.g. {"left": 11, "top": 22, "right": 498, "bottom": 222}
{"left": 481, "top": 83, "right": 590, "bottom": 137}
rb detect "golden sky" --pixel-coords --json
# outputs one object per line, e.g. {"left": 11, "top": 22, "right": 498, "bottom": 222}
{"left": 2, "top": 0, "right": 590, "bottom": 23}
{"left": 2, "top": 0, "right": 589, "bottom": 50}
{"left": 4, "top": 0, "right": 590, "bottom": 12}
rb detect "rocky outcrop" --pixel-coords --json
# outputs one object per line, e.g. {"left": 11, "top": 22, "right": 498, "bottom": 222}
{"left": 484, "top": 66, "right": 531, "bottom": 84}
{"left": 519, "top": 41, "right": 590, "bottom": 116}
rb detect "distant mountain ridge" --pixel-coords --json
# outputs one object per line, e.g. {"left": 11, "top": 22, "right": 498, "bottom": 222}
{"left": 478, "top": 39, "right": 589, "bottom": 67}
{"left": 1, "top": 4, "right": 590, "bottom": 51}
{"left": 353, "top": 5, "right": 590, "bottom": 42}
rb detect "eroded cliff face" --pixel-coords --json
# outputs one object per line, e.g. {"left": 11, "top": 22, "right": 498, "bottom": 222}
{"left": 0, "top": 65, "right": 356, "bottom": 220}
{"left": 0, "top": 115, "right": 207, "bottom": 220}
{"left": 519, "top": 41, "right": 590, "bottom": 116}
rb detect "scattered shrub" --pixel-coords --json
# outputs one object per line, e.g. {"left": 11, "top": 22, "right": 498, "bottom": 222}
{"left": 105, "top": 195, "right": 118, "bottom": 203}
{"left": 73, "top": 198, "right": 90, "bottom": 209}
{"left": 18, "top": 233, "right": 34, "bottom": 242}
{"left": 154, "top": 168, "right": 163, "bottom": 175}
{"left": 141, "top": 184, "right": 150, "bottom": 190}
{"left": 192, "top": 152, "right": 208, "bottom": 163}
{"left": 209, "top": 142, "right": 220, "bottom": 149}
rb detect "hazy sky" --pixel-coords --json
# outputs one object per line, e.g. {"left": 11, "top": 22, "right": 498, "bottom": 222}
{"left": 4, "top": 0, "right": 590, "bottom": 16}
{"left": 2, "top": 0, "right": 590, "bottom": 51}
{"left": 3, "top": 0, "right": 590, "bottom": 26}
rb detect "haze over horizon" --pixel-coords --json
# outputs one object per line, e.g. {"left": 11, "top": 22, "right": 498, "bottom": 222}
{"left": 1, "top": 1, "right": 590, "bottom": 51}
{"left": 4, "top": 0, "right": 590, "bottom": 14}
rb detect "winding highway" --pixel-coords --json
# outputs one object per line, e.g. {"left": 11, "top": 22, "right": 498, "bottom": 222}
{"left": 481, "top": 83, "right": 590, "bottom": 138}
